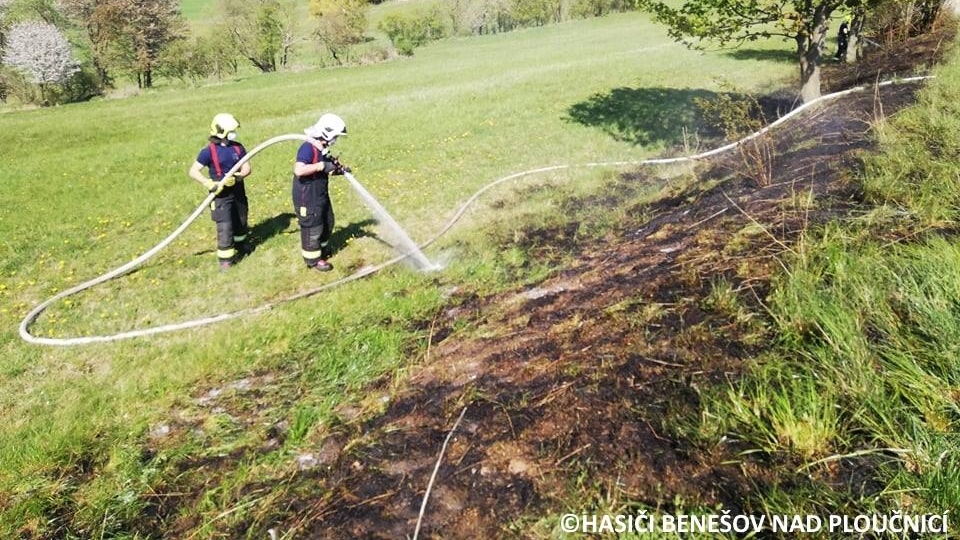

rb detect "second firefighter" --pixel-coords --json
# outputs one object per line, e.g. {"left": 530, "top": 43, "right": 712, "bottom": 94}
{"left": 292, "top": 113, "right": 349, "bottom": 272}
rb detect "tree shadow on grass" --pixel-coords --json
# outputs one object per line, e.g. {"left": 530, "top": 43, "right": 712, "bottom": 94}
{"left": 567, "top": 87, "right": 726, "bottom": 147}
{"left": 724, "top": 48, "right": 796, "bottom": 64}
{"left": 567, "top": 86, "right": 796, "bottom": 147}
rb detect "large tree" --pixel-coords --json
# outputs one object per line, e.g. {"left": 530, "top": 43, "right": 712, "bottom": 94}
{"left": 309, "top": 0, "right": 367, "bottom": 64}
{"left": 60, "top": 0, "right": 127, "bottom": 86}
{"left": 642, "top": 0, "right": 870, "bottom": 102}
{"left": 126, "top": 0, "right": 184, "bottom": 88}
{"left": 60, "top": 0, "right": 184, "bottom": 88}
{"left": 217, "top": 0, "right": 300, "bottom": 72}
{"left": 2, "top": 20, "right": 78, "bottom": 103}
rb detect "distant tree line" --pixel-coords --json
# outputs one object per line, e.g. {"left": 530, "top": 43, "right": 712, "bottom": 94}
{"left": 0, "top": 0, "right": 642, "bottom": 105}
{"left": 378, "top": 0, "right": 637, "bottom": 55}
{"left": 0, "top": 0, "right": 366, "bottom": 106}
{"left": 0, "top": 0, "right": 949, "bottom": 106}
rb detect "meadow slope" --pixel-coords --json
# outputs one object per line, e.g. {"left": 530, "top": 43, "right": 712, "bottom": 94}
{"left": 0, "top": 11, "right": 804, "bottom": 539}
{"left": 7, "top": 2, "right": 957, "bottom": 537}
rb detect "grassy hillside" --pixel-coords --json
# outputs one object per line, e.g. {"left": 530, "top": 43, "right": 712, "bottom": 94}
{"left": 0, "top": 10, "right": 796, "bottom": 538}
{"left": 692, "top": 33, "right": 960, "bottom": 522}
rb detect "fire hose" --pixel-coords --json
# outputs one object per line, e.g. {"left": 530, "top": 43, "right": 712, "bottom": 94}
{"left": 18, "top": 76, "right": 930, "bottom": 346}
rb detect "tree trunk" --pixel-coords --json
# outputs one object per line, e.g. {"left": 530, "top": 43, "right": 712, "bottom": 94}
{"left": 94, "top": 59, "right": 111, "bottom": 88}
{"left": 797, "top": 36, "right": 820, "bottom": 103}
{"left": 846, "top": 12, "right": 865, "bottom": 63}
{"left": 246, "top": 55, "right": 276, "bottom": 73}
{"left": 797, "top": 5, "right": 830, "bottom": 103}
{"left": 89, "top": 22, "right": 112, "bottom": 89}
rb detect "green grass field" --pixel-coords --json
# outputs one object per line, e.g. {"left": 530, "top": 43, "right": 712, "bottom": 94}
{"left": 179, "top": 0, "right": 214, "bottom": 21}
{"left": 0, "top": 9, "right": 799, "bottom": 538}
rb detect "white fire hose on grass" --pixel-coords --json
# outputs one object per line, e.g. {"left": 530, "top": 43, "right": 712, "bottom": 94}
{"left": 18, "top": 76, "right": 931, "bottom": 346}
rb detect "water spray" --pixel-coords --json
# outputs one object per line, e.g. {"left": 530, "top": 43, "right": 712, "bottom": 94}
{"left": 342, "top": 171, "right": 437, "bottom": 272}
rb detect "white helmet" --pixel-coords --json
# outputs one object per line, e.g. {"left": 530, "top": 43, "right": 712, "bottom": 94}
{"left": 305, "top": 113, "right": 347, "bottom": 142}
{"left": 210, "top": 113, "right": 240, "bottom": 140}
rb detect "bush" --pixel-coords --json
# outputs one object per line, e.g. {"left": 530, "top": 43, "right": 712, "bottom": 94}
{"left": 511, "top": 0, "right": 559, "bottom": 26}
{"left": 570, "top": 0, "right": 634, "bottom": 18}
{"left": 0, "top": 65, "right": 103, "bottom": 106}
{"left": 156, "top": 39, "right": 218, "bottom": 82}
{"left": 378, "top": 7, "right": 450, "bottom": 55}
{"left": 0, "top": 66, "right": 40, "bottom": 105}
{"left": 695, "top": 88, "right": 773, "bottom": 186}
{"left": 59, "top": 67, "right": 104, "bottom": 103}
{"left": 869, "top": 0, "right": 942, "bottom": 43}
{"left": 355, "top": 44, "right": 395, "bottom": 65}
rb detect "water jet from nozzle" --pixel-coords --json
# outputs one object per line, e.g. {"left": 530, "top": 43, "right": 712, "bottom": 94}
{"left": 343, "top": 171, "right": 437, "bottom": 272}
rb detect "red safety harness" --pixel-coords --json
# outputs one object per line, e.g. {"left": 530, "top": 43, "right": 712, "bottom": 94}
{"left": 297, "top": 144, "right": 322, "bottom": 181}
{"left": 208, "top": 143, "right": 243, "bottom": 179}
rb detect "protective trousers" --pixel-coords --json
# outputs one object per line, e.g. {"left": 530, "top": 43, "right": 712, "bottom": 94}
{"left": 292, "top": 176, "right": 335, "bottom": 267}
{"left": 210, "top": 182, "right": 249, "bottom": 262}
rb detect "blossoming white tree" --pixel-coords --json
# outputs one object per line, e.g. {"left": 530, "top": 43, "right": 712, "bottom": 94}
{"left": 3, "top": 20, "right": 79, "bottom": 103}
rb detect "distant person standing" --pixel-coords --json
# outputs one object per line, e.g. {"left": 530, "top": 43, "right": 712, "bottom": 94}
{"left": 188, "top": 113, "right": 252, "bottom": 270}
{"left": 835, "top": 19, "right": 850, "bottom": 61}
{"left": 292, "top": 113, "right": 348, "bottom": 272}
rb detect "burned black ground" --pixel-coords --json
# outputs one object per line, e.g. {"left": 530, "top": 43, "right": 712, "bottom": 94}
{"left": 248, "top": 28, "right": 955, "bottom": 540}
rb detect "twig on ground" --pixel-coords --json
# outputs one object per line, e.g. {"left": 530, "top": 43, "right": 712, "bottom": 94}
{"left": 688, "top": 207, "right": 729, "bottom": 229}
{"left": 346, "top": 490, "right": 398, "bottom": 509}
{"left": 413, "top": 406, "right": 469, "bottom": 540}
{"left": 638, "top": 356, "right": 686, "bottom": 368}
{"left": 535, "top": 381, "right": 576, "bottom": 407}
{"left": 555, "top": 444, "right": 592, "bottom": 466}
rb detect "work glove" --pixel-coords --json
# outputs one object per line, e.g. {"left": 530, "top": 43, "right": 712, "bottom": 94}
{"left": 204, "top": 178, "right": 224, "bottom": 195}
{"left": 222, "top": 175, "right": 237, "bottom": 187}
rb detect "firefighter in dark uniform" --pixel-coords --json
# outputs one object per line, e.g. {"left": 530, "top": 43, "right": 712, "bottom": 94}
{"left": 835, "top": 19, "right": 850, "bottom": 61}
{"left": 188, "top": 113, "right": 253, "bottom": 270}
{"left": 292, "top": 113, "right": 348, "bottom": 272}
